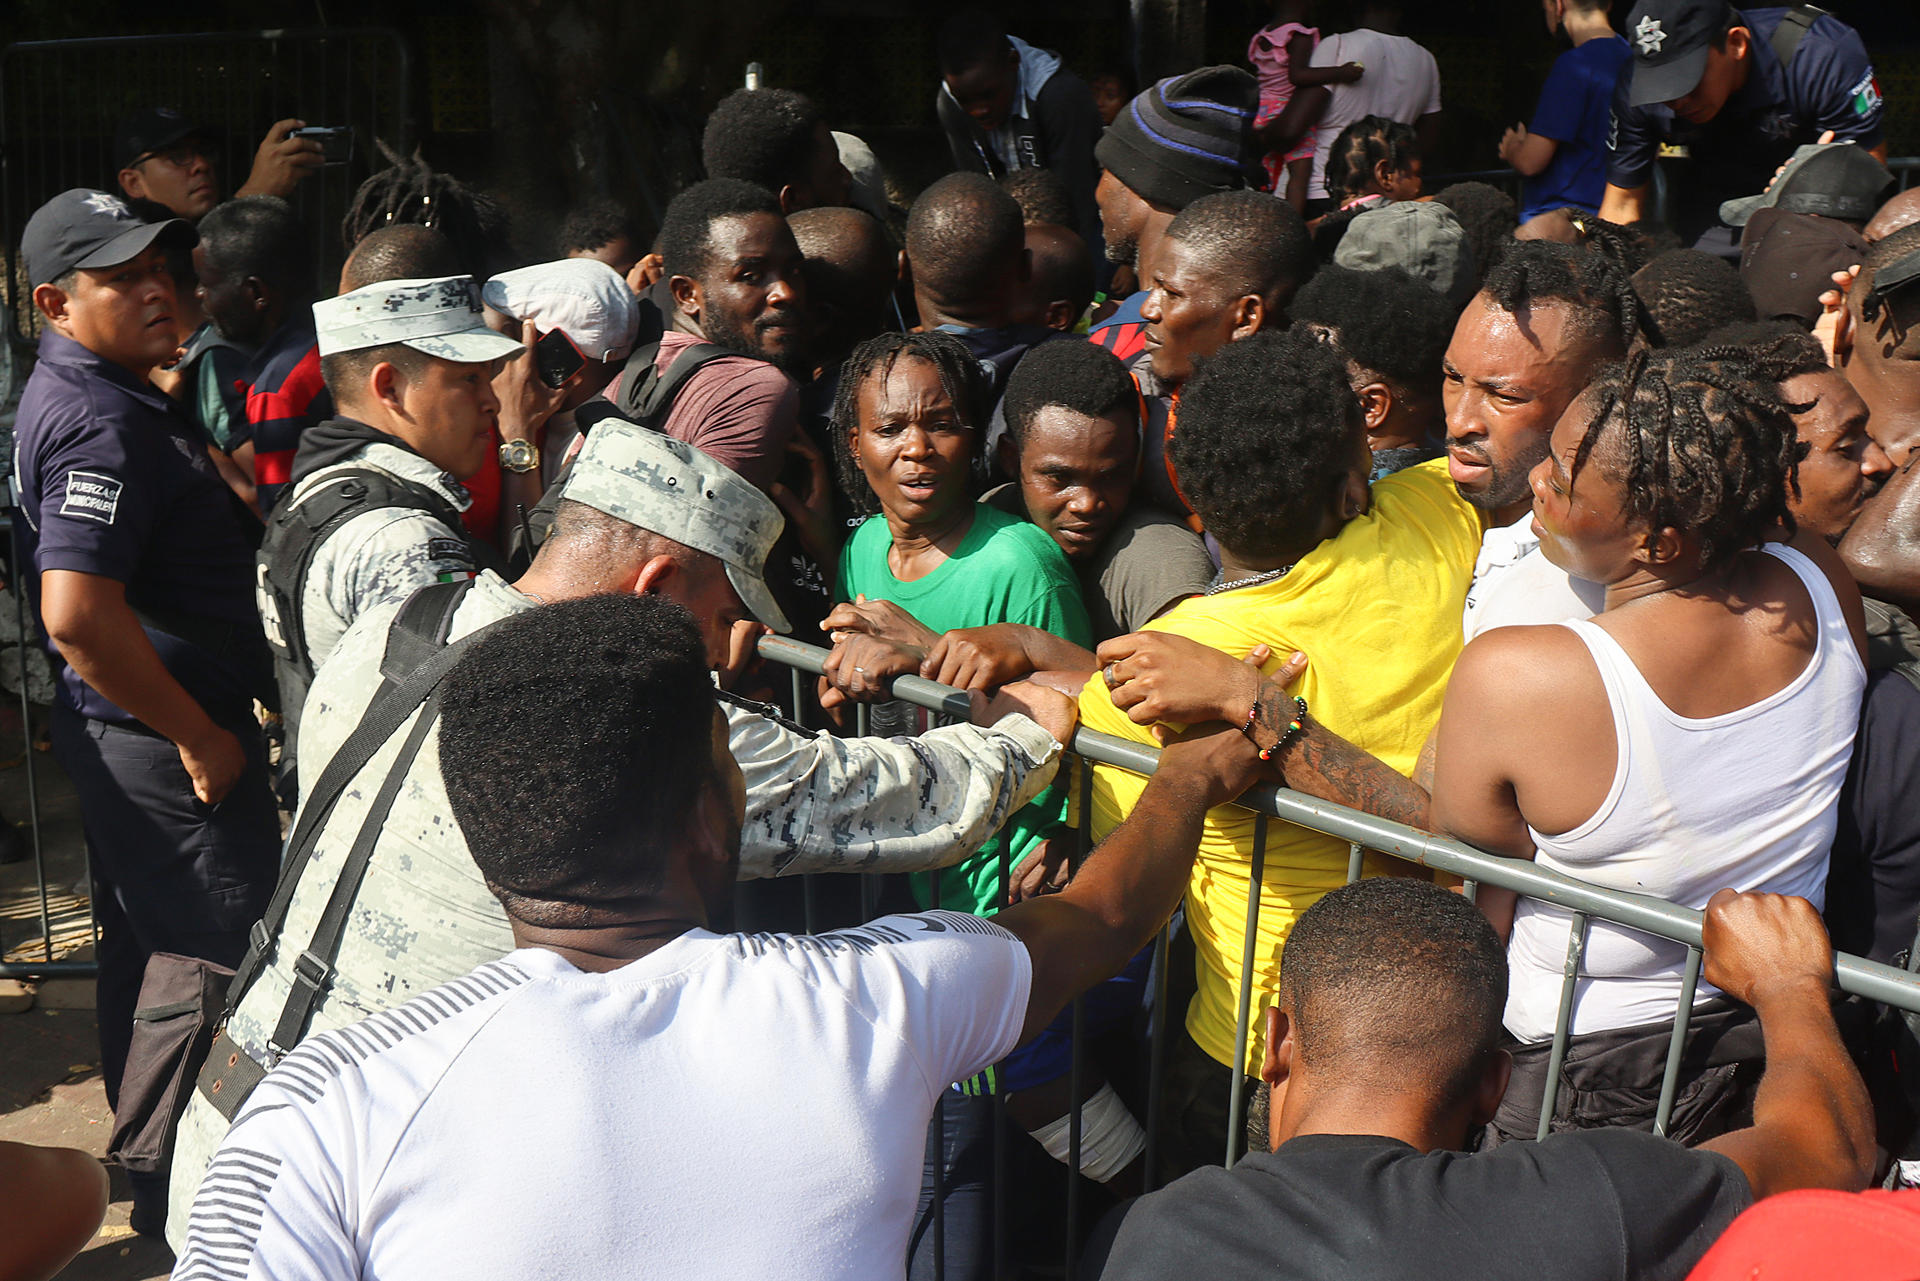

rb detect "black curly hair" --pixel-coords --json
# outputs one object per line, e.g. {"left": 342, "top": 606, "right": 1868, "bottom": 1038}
{"left": 701, "top": 87, "right": 829, "bottom": 196}
{"left": 439, "top": 593, "right": 717, "bottom": 919}
{"left": 341, "top": 141, "right": 516, "bottom": 277}
{"left": 1431, "top": 182, "right": 1518, "bottom": 292}
{"left": 1000, "top": 168, "right": 1074, "bottom": 227}
{"left": 1569, "top": 345, "right": 1807, "bottom": 571}
{"left": 559, "top": 198, "right": 638, "bottom": 256}
{"left": 1002, "top": 340, "right": 1137, "bottom": 447}
{"left": 1325, "top": 115, "right": 1419, "bottom": 204}
{"left": 1632, "top": 249, "right": 1757, "bottom": 348}
{"left": 1289, "top": 264, "right": 1452, "bottom": 400}
{"left": 657, "top": 178, "right": 783, "bottom": 282}
{"left": 1482, "top": 239, "right": 1643, "bottom": 356}
{"left": 1169, "top": 328, "right": 1362, "bottom": 561}
{"left": 830, "top": 330, "right": 990, "bottom": 517}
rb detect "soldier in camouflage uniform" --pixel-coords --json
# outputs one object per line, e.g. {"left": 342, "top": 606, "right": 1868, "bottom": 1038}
{"left": 167, "top": 424, "right": 1078, "bottom": 1240}
{"left": 257, "top": 275, "right": 522, "bottom": 778}
{"left": 265, "top": 275, "right": 522, "bottom": 674}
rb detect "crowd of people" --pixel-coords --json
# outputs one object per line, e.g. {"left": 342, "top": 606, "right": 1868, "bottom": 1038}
{"left": 3, "top": 0, "right": 1920, "bottom": 1276}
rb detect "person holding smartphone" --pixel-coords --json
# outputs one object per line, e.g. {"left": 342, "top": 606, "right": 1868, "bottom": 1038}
{"left": 480, "top": 258, "right": 641, "bottom": 539}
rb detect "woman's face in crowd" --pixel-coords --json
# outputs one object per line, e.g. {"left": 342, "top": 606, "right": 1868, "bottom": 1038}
{"left": 850, "top": 355, "right": 976, "bottom": 530}
{"left": 1528, "top": 391, "right": 1649, "bottom": 583}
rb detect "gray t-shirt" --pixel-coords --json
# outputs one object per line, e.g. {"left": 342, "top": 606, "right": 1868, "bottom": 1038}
{"left": 984, "top": 486, "right": 1212, "bottom": 638}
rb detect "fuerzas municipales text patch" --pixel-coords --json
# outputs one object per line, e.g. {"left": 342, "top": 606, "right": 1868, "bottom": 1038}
{"left": 61, "top": 471, "right": 123, "bottom": 525}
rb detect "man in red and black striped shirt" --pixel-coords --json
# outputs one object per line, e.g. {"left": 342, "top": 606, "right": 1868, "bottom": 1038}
{"left": 193, "top": 196, "right": 331, "bottom": 515}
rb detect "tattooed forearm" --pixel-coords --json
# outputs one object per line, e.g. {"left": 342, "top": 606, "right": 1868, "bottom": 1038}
{"left": 1255, "top": 677, "right": 1433, "bottom": 830}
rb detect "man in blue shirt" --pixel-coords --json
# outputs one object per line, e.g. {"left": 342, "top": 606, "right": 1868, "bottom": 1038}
{"left": 14, "top": 189, "right": 281, "bottom": 1234}
{"left": 1501, "top": 0, "right": 1631, "bottom": 226}
{"left": 1599, "top": 0, "right": 1885, "bottom": 252}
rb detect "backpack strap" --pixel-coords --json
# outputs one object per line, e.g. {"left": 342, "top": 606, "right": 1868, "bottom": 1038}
{"left": 629, "top": 341, "right": 736, "bottom": 428}
{"left": 1769, "top": 4, "right": 1827, "bottom": 69}
{"left": 225, "top": 579, "right": 478, "bottom": 1015}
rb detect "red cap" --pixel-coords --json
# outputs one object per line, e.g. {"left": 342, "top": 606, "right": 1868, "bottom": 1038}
{"left": 1686, "top": 1189, "right": 1920, "bottom": 1281}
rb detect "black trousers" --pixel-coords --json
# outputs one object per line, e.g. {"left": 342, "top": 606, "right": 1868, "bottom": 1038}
{"left": 1485, "top": 997, "right": 1767, "bottom": 1149}
{"left": 51, "top": 703, "right": 279, "bottom": 1108}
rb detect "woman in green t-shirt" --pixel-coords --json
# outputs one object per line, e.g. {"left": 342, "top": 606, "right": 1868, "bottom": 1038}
{"left": 826, "top": 331, "right": 1092, "bottom": 918}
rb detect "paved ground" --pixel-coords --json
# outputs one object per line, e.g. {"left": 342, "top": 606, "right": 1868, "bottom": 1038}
{"left": 1, "top": 698, "right": 177, "bottom": 1280}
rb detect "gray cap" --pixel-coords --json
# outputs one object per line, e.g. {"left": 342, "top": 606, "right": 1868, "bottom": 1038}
{"left": 1334, "top": 203, "right": 1476, "bottom": 308}
{"left": 1719, "top": 141, "right": 1897, "bottom": 229}
{"left": 561, "top": 422, "right": 790, "bottom": 633}
{"left": 312, "top": 275, "right": 524, "bottom": 362}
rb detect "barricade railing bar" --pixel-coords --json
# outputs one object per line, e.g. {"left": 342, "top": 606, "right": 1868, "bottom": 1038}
{"left": 758, "top": 630, "right": 1920, "bottom": 1275}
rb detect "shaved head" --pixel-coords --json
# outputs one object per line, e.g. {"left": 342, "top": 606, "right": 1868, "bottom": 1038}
{"left": 790, "top": 205, "right": 897, "bottom": 354}
{"left": 1866, "top": 189, "right": 1920, "bottom": 244}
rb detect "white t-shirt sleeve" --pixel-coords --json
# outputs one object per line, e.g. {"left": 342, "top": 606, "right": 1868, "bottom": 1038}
{"left": 832, "top": 911, "right": 1033, "bottom": 1091}
{"left": 1422, "top": 48, "right": 1443, "bottom": 113}
{"left": 172, "top": 1100, "right": 358, "bottom": 1281}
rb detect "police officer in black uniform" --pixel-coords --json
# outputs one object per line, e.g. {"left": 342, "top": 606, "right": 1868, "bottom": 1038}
{"left": 13, "top": 190, "right": 281, "bottom": 1232}
{"left": 1599, "top": 0, "right": 1885, "bottom": 252}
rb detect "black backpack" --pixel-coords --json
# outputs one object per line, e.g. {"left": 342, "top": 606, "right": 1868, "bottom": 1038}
{"left": 506, "top": 337, "right": 734, "bottom": 573}
{"left": 257, "top": 468, "right": 500, "bottom": 796}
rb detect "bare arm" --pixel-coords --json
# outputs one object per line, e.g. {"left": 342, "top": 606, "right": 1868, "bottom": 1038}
{"left": 39, "top": 570, "right": 245, "bottom": 803}
{"left": 996, "top": 727, "right": 1262, "bottom": 1043}
{"left": 1598, "top": 182, "right": 1649, "bottom": 225}
{"left": 1499, "top": 125, "right": 1559, "bottom": 177}
{"left": 1697, "top": 891, "right": 1875, "bottom": 1198}
{"left": 492, "top": 320, "right": 566, "bottom": 553}
{"left": 1840, "top": 452, "right": 1920, "bottom": 619}
{"left": 210, "top": 441, "right": 260, "bottom": 517}
{"left": 1097, "top": 631, "right": 1422, "bottom": 821}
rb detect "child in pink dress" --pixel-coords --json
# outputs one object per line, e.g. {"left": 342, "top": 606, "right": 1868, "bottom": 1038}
{"left": 1248, "top": 0, "right": 1363, "bottom": 193}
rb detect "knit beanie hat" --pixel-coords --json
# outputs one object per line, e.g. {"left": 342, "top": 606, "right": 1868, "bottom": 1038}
{"left": 1095, "top": 66, "right": 1259, "bottom": 211}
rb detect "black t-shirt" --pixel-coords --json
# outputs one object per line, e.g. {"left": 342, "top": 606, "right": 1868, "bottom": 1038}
{"left": 1826, "top": 666, "right": 1920, "bottom": 965}
{"left": 1085, "top": 1130, "right": 1751, "bottom": 1281}
{"left": 1606, "top": 7, "right": 1882, "bottom": 246}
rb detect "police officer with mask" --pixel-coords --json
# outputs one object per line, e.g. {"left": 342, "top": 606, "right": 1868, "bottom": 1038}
{"left": 15, "top": 190, "right": 282, "bottom": 1233}
{"left": 1599, "top": 0, "right": 1884, "bottom": 253}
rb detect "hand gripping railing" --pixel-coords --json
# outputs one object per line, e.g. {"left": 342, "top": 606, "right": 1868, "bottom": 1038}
{"left": 758, "top": 632, "right": 1920, "bottom": 1278}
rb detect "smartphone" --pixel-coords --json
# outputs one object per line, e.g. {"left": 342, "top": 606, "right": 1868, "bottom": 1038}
{"left": 534, "top": 328, "right": 587, "bottom": 389}
{"left": 290, "top": 126, "right": 353, "bottom": 165}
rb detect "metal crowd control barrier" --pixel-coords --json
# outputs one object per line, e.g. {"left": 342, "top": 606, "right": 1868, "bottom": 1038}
{"left": 758, "top": 632, "right": 1920, "bottom": 1278}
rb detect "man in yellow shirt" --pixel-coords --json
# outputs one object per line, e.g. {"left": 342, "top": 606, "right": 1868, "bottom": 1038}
{"left": 1078, "top": 327, "right": 1486, "bottom": 1171}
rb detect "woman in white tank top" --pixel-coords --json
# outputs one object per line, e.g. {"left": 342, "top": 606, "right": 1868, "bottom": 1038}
{"left": 1429, "top": 346, "right": 1868, "bottom": 1048}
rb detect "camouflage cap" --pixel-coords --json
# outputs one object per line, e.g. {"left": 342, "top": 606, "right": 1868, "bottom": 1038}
{"left": 562, "top": 421, "right": 790, "bottom": 633}
{"left": 312, "top": 275, "right": 524, "bottom": 362}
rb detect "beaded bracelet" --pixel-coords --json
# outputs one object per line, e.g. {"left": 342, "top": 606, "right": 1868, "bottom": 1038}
{"left": 1243, "top": 695, "right": 1309, "bottom": 762}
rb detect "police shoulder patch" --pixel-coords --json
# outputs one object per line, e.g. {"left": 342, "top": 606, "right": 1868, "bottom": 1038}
{"left": 1850, "top": 69, "right": 1882, "bottom": 118}
{"left": 60, "top": 470, "right": 123, "bottom": 525}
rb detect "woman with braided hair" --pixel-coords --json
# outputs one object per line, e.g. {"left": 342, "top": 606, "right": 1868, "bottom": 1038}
{"left": 1427, "top": 343, "right": 1869, "bottom": 1144}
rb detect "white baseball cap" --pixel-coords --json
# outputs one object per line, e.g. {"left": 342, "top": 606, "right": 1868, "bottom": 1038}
{"left": 481, "top": 258, "right": 640, "bottom": 363}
